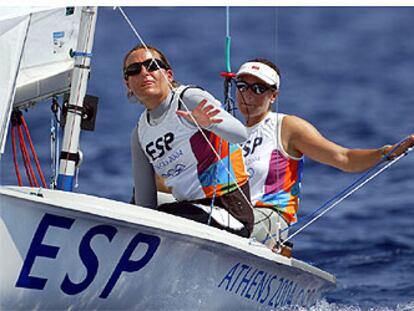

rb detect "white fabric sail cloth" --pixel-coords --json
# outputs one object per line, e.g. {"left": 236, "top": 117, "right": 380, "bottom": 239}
{"left": 0, "top": 7, "right": 81, "bottom": 155}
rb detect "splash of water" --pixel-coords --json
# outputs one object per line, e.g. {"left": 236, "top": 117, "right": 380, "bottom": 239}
{"left": 275, "top": 299, "right": 414, "bottom": 311}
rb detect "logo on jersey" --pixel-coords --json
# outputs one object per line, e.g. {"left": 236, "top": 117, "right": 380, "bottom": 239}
{"left": 154, "top": 149, "right": 184, "bottom": 171}
{"left": 161, "top": 163, "right": 186, "bottom": 178}
{"left": 243, "top": 137, "right": 263, "bottom": 157}
{"left": 145, "top": 132, "right": 175, "bottom": 161}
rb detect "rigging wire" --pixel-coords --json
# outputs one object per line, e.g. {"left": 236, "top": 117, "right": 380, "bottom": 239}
{"left": 225, "top": 7, "right": 232, "bottom": 73}
{"left": 223, "top": 6, "right": 233, "bottom": 230}
{"left": 271, "top": 6, "right": 285, "bottom": 245}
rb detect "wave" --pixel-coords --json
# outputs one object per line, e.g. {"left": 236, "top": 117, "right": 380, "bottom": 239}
{"left": 277, "top": 299, "right": 414, "bottom": 311}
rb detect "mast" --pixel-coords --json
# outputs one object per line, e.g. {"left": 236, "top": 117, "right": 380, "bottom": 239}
{"left": 57, "top": 7, "right": 97, "bottom": 191}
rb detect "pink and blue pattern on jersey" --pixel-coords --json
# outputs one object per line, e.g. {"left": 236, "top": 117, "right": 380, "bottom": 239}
{"left": 255, "top": 149, "right": 303, "bottom": 224}
{"left": 190, "top": 130, "right": 249, "bottom": 198}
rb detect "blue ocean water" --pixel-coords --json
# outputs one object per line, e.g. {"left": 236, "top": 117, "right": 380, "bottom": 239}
{"left": 1, "top": 7, "right": 414, "bottom": 310}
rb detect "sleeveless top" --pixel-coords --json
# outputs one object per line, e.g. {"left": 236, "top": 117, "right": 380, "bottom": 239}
{"left": 137, "top": 86, "right": 249, "bottom": 202}
{"left": 242, "top": 112, "right": 303, "bottom": 224}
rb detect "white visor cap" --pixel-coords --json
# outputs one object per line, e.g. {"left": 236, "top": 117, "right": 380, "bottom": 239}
{"left": 236, "top": 62, "right": 280, "bottom": 89}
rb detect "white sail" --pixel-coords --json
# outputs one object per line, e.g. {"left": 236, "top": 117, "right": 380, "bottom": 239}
{"left": 14, "top": 8, "right": 83, "bottom": 107}
{"left": 0, "top": 10, "right": 30, "bottom": 154}
{"left": 0, "top": 7, "right": 82, "bottom": 155}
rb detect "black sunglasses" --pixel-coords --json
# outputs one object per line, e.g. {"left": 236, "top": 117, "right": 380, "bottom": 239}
{"left": 124, "top": 58, "right": 168, "bottom": 79}
{"left": 235, "top": 80, "right": 274, "bottom": 95}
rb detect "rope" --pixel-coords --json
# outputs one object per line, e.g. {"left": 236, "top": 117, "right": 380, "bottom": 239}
{"left": 222, "top": 6, "right": 235, "bottom": 230}
{"left": 20, "top": 114, "right": 48, "bottom": 188}
{"left": 17, "top": 124, "right": 36, "bottom": 187}
{"left": 11, "top": 110, "right": 48, "bottom": 189}
{"left": 11, "top": 127, "right": 23, "bottom": 186}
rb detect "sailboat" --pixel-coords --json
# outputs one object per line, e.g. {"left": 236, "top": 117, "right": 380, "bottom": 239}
{"left": 0, "top": 7, "right": 336, "bottom": 310}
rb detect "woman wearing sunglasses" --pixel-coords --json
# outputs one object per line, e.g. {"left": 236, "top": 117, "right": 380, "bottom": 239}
{"left": 235, "top": 58, "right": 414, "bottom": 250}
{"left": 124, "top": 44, "right": 254, "bottom": 237}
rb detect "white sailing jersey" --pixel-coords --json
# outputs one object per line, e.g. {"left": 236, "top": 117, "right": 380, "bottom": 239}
{"left": 243, "top": 112, "right": 303, "bottom": 224}
{"left": 137, "top": 86, "right": 249, "bottom": 202}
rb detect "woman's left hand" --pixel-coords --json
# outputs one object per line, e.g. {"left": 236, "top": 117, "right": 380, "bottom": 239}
{"left": 176, "top": 99, "right": 223, "bottom": 128}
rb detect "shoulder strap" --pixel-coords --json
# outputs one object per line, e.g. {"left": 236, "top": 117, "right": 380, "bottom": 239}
{"left": 177, "top": 85, "right": 205, "bottom": 110}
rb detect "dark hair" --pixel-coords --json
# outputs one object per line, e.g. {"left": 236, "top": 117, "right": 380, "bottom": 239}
{"left": 123, "top": 44, "right": 179, "bottom": 89}
{"left": 246, "top": 58, "right": 281, "bottom": 89}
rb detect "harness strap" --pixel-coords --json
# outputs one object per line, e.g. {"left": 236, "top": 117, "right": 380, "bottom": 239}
{"left": 177, "top": 85, "right": 205, "bottom": 110}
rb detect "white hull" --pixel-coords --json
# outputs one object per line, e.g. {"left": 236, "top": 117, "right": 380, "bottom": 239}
{"left": 1, "top": 186, "right": 335, "bottom": 310}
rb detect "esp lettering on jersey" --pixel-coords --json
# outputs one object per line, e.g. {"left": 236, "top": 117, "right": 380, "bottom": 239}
{"left": 145, "top": 132, "right": 175, "bottom": 161}
{"left": 242, "top": 137, "right": 263, "bottom": 157}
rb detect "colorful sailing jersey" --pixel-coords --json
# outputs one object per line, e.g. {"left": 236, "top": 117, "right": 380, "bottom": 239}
{"left": 243, "top": 112, "right": 303, "bottom": 224}
{"left": 137, "top": 85, "right": 249, "bottom": 202}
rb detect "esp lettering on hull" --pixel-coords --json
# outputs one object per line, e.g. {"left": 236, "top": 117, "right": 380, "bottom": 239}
{"left": 16, "top": 213, "right": 160, "bottom": 298}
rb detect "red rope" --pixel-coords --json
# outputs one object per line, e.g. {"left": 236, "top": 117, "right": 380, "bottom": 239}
{"left": 20, "top": 115, "right": 48, "bottom": 188}
{"left": 11, "top": 126, "right": 23, "bottom": 186}
{"left": 17, "top": 125, "right": 32, "bottom": 186}
{"left": 17, "top": 125, "right": 38, "bottom": 187}
{"left": 11, "top": 110, "right": 48, "bottom": 189}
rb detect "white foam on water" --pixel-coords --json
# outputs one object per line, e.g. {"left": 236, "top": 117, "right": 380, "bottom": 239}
{"left": 274, "top": 300, "right": 414, "bottom": 311}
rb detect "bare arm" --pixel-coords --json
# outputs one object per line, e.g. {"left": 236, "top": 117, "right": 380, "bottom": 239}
{"left": 155, "top": 174, "right": 172, "bottom": 193}
{"left": 284, "top": 115, "right": 414, "bottom": 173}
{"left": 131, "top": 127, "right": 157, "bottom": 207}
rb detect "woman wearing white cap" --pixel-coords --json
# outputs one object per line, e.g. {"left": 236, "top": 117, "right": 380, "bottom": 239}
{"left": 235, "top": 58, "right": 414, "bottom": 250}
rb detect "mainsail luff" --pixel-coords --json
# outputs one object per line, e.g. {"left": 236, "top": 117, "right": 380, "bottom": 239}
{"left": 57, "top": 7, "right": 98, "bottom": 191}
{"left": 0, "top": 12, "right": 31, "bottom": 155}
